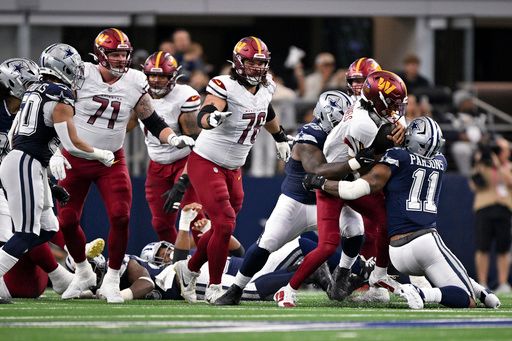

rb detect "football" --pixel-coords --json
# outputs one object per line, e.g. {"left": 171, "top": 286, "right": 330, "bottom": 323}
{"left": 371, "top": 123, "right": 395, "bottom": 154}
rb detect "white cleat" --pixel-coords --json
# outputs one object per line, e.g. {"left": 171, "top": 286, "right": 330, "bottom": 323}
{"left": 273, "top": 285, "right": 297, "bottom": 308}
{"left": 352, "top": 286, "right": 390, "bottom": 303}
{"left": 50, "top": 265, "right": 75, "bottom": 295}
{"left": 85, "top": 238, "right": 105, "bottom": 259}
{"left": 205, "top": 284, "right": 225, "bottom": 304}
{"left": 61, "top": 267, "right": 97, "bottom": 299}
{"left": 174, "top": 260, "right": 199, "bottom": 303}
{"left": 397, "top": 284, "right": 424, "bottom": 309}
{"left": 97, "top": 281, "right": 124, "bottom": 304}
{"left": 480, "top": 289, "right": 501, "bottom": 309}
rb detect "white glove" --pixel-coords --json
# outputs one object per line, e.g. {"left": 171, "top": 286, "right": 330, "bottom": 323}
{"left": 167, "top": 134, "right": 195, "bottom": 149}
{"left": 178, "top": 208, "right": 199, "bottom": 232}
{"left": 208, "top": 111, "right": 232, "bottom": 128}
{"left": 276, "top": 141, "right": 291, "bottom": 162}
{"left": 49, "top": 149, "right": 72, "bottom": 180}
{"left": 93, "top": 148, "right": 115, "bottom": 167}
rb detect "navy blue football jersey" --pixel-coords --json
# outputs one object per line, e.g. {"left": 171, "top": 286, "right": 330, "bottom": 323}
{"left": 12, "top": 81, "right": 74, "bottom": 167}
{"left": 380, "top": 147, "right": 447, "bottom": 237}
{"left": 281, "top": 119, "right": 328, "bottom": 204}
{"left": 0, "top": 99, "right": 15, "bottom": 162}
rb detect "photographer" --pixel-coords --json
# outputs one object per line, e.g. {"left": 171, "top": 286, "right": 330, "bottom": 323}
{"left": 470, "top": 136, "right": 512, "bottom": 293}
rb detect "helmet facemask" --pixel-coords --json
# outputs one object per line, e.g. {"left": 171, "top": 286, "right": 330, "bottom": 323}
{"left": 235, "top": 55, "right": 270, "bottom": 86}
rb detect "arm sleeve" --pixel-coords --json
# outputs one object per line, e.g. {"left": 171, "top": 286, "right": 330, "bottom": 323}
{"left": 140, "top": 111, "right": 169, "bottom": 138}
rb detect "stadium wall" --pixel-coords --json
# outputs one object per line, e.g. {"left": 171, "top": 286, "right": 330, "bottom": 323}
{"left": 79, "top": 174, "right": 503, "bottom": 286}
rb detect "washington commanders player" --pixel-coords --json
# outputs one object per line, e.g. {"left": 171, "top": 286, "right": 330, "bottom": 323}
{"left": 0, "top": 57, "right": 74, "bottom": 300}
{"left": 345, "top": 57, "right": 381, "bottom": 100}
{"left": 59, "top": 28, "right": 194, "bottom": 303}
{"left": 173, "top": 36, "right": 291, "bottom": 304}
{"left": 128, "top": 51, "right": 202, "bottom": 243}
{"left": 274, "top": 70, "right": 407, "bottom": 307}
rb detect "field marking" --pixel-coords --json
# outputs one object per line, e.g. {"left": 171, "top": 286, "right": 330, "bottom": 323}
{"left": 2, "top": 318, "right": 512, "bottom": 334}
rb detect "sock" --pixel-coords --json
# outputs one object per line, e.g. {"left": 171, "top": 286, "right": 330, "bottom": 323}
{"left": 48, "top": 264, "right": 73, "bottom": 294}
{"left": 172, "top": 248, "right": 189, "bottom": 263}
{"left": 372, "top": 266, "right": 387, "bottom": 280}
{"left": 421, "top": 287, "right": 442, "bottom": 303}
{"left": 439, "top": 286, "right": 470, "bottom": 308}
{"left": 75, "top": 260, "right": 92, "bottom": 276}
{"left": 0, "top": 248, "right": 18, "bottom": 277}
{"left": 234, "top": 272, "right": 253, "bottom": 290}
{"left": 338, "top": 251, "right": 358, "bottom": 269}
{"left": 239, "top": 244, "right": 271, "bottom": 278}
{"left": 341, "top": 235, "right": 364, "bottom": 257}
{"left": 229, "top": 245, "right": 245, "bottom": 257}
{"left": 469, "top": 278, "right": 484, "bottom": 297}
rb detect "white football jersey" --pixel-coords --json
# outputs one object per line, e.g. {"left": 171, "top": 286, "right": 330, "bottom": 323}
{"left": 323, "top": 99, "right": 387, "bottom": 163}
{"left": 140, "top": 84, "right": 200, "bottom": 164}
{"left": 193, "top": 75, "right": 276, "bottom": 170}
{"left": 74, "top": 63, "right": 148, "bottom": 151}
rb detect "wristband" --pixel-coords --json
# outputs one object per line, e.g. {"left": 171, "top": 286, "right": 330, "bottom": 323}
{"left": 272, "top": 126, "right": 288, "bottom": 143}
{"left": 348, "top": 158, "right": 361, "bottom": 171}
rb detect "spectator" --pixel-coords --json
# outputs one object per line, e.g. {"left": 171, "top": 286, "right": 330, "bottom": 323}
{"left": 172, "top": 29, "right": 192, "bottom": 64}
{"left": 397, "top": 54, "right": 430, "bottom": 95}
{"left": 404, "top": 94, "right": 432, "bottom": 125}
{"left": 295, "top": 52, "right": 345, "bottom": 101}
{"left": 181, "top": 42, "right": 207, "bottom": 81}
{"left": 188, "top": 70, "right": 210, "bottom": 99}
{"left": 132, "top": 49, "right": 149, "bottom": 71}
{"left": 448, "top": 90, "right": 487, "bottom": 177}
{"left": 470, "top": 137, "right": 512, "bottom": 293}
{"left": 159, "top": 39, "right": 175, "bottom": 55}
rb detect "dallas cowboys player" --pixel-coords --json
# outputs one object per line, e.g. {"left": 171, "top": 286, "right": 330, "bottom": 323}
{"left": 216, "top": 90, "right": 365, "bottom": 305}
{"left": 307, "top": 116, "right": 500, "bottom": 309}
{"left": 0, "top": 44, "right": 115, "bottom": 285}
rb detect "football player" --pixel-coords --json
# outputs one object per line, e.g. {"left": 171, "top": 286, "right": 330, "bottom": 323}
{"left": 345, "top": 57, "right": 381, "bottom": 101}
{"left": 173, "top": 36, "right": 291, "bottom": 304}
{"left": 216, "top": 89, "right": 365, "bottom": 305}
{"left": 0, "top": 44, "right": 115, "bottom": 294}
{"left": 274, "top": 70, "right": 407, "bottom": 307}
{"left": 0, "top": 57, "right": 74, "bottom": 299}
{"left": 127, "top": 51, "right": 202, "bottom": 243}
{"left": 306, "top": 116, "right": 501, "bottom": 309}
{"left": 57, "top": 28, "right": 194, "bottom": 303}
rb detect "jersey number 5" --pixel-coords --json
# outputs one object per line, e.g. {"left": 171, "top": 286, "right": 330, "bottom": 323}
{"left": 406, "top": 168, "right": 439, "bottom": 213}
{"left": 237, "top": 112, "right": 266, "bottom": 144}
{"left": 87, "top": 95, "right": 120, "bottom": 129}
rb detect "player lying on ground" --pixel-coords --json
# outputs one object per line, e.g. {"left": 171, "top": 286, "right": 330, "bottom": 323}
{"left": 304, "top": 116, "right": 500, "bottom": 309}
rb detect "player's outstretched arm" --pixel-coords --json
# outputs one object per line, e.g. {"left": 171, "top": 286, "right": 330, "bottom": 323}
{"left": 322, "top": 163, "right": 392, "bottom": 199}
{"left": 135, "top": 93, "right": 194, "bottom": 148}
{"left": 122, "top": 260, "right": 155, "bottom": 300}
{"left": 52, "top": 102, "right": 114, "bottom": 166}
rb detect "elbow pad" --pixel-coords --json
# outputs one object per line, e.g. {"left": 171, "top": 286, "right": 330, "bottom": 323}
{"left": 338, "top": 178, "right": 371, "bottom": 200}
{"left": 141, "top": 111, "right": 168, "bottom": 138}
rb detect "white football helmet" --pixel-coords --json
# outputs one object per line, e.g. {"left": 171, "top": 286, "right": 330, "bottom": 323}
{"left": 0, "top": 58, "right": 39, "bottom": 99}
{"left": 313, "top": 90, "right": 353, "bottom": 133}
{"left": 39, "top": 43, "right": 85, "bottom": 90}
{"left": 405, "top": 116, "right": 445, "bottom": 159}
{"left": 140, "top": 241, "right": 174, "bottom": 266}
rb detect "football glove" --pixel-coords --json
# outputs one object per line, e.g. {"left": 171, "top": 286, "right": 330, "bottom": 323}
{"left": 50, "top": 183, "right": 70, "bottom": 206}
{"left": 208, "top": 111, "right": 232, "bottom": 128}
{"left": 93, "top": 148, "right": 115, "bottom": 167}
{"left": 168, "top": 134, "right": 195, "bottom": 149}
{"left": 162, "top": 174, "right": 190, "bottom": 213}
{"left": 302, "top": 173, "right": 326, "bottom": 191}
{"left": 349, "top": 147, "right": 376, "bottom": 170}
{"left": 49, "top": 149, "right": 71, "bottom": 180}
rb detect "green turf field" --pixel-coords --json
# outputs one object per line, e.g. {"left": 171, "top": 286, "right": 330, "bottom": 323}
{"left": 1, "top": 290, "right": 511, "bottom": 341}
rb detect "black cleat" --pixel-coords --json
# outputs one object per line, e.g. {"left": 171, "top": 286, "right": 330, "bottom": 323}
{"left": 327, "top": 266, "right": 352, "bottom": 301}
{"left": 304, "top": 262, "right": 333, "bottom": 292}
{"left": 214, "top": 284, "right": 243, "bottom": 306}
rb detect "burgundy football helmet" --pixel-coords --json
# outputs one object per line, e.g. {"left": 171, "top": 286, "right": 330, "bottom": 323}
{"left": 93, "top": 28, "right": 133, "bottom": 77}
{"left": 232, "top": 36, "right": 271, "bottom": 86}
{"left": 346, "top": 57, "right": 381, "bottom": 97}
{"left": 361, "top": 70, "right": 408, "bottom": 123}
{"left": 143, "top": 51, "right": 181, "bottom": 97}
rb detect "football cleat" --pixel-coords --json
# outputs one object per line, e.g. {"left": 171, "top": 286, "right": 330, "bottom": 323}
{"left": 85, "top": 238, "right": 105, "bottom": 259}
{"left": 327, "top": 266, "right": 352, "bottom": 301}
{"left": 97, "top": 280, "right": 123, "bottom": 304}
{"left": 397, "top": 284, "right": 424, "bottom": 309}
{"left": 304, "top": 262, "right": 333, "bottom": 292}
{"left": 352, "top": 286, "right": 390, "bottom": 303}
{"left": 274, "top": 285, "right": 297, "bottom": 308}
{"left": 61, "top": 264, "right": 97, "bottom": 299}
{"left": 479, "top": 288, "right": 501, "bottom": 309}
{"left": 205, "top": 284, "right": 224, "bottom": 304}
{"left": 174, "top": 260, "right": 199, "bottom": 303}
{"left": 214, "top": 284, "right": 243, "bottom": 306}
{"left": 0, "top": 296, "right": 12, "bottom": 304}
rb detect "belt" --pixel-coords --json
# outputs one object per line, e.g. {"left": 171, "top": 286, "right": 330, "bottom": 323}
{"left": 389, "top": 228, "right": 437, "bottom": 247}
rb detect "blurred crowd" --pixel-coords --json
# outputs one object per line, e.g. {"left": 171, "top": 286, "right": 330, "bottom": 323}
{"left": 132, "top": 29, "right": 510, "bottom": 183}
